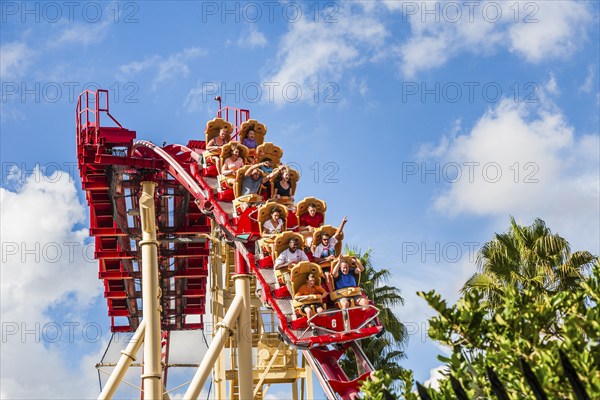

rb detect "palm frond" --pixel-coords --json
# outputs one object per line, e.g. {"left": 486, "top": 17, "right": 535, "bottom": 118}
{"left": 469, "top": 217, "right": 590, "bottom": 304}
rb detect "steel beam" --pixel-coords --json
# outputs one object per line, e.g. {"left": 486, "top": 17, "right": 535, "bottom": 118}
{"left": 139, "top": 181, "right": 163, "bottom": 399}
{"left": 183, "top": 294, "right": 243, "bottom": 399}
{"left": 98, "top": 320, "right": 146, "bottom": 399}
{"left": 233, "top": 248, "right": 253, "bottom": 399}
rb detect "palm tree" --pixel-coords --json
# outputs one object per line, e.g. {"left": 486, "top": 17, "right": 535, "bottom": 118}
{"left": 339, "top": 247, "right": 407, "bottom": 379}
{"left": 463, "top": 216, "right": 597, "bottom": 306}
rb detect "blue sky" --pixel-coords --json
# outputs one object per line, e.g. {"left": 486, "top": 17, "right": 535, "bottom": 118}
{"left": 1, "top": 1, "right": 599, "bottom": 398}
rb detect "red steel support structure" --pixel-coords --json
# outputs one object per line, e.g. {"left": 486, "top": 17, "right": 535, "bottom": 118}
{"left": 77, "top": 89, "right": 385, "bottom": 399}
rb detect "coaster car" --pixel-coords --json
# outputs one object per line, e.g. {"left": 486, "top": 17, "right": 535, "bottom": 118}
{"left": 257, "top": 201, "right": 288, "bottom": 237}
{"left": 202, "top": 118, "right": 233, "bottom": 175}
{"left": 270, "top": 167, "right": 300, "bottom": 206}
{"left": 230, "top": 165, "right": 265, "bottom": 235}
{"left": 217, "top": 142, "right": 250, "bottom": 201}
{"left": 238, "top": 119, "right": 267, "bottom": 158}
{"left": 293, "top": 256, "right": 378, "bottom": 336}
{"left": 269, "top": 232, "right": 306, "bottom": 283}
{"left": 290, "top": 262, "right": 327, "bottom": 317}
{"left": 232, "top": 165, "right": 264, "bottom": 208}
{"left": 311, "top": 225, "right": 344, "bottom": 269}
{"left": 296, "top": 197, "right": 326, "bottom": 245}
{"left": 330, "top": 256, "right": 364, "bottom": 307}
{"left": 256, "top": 142, "right": 283, "bottom": 166}
{"left": 307, "top": 305, "right": 379, "bottom": 336}
{"left": 273, "top": 232, "right": 305, "bottom": 261}
{"left": 297, "top": 197, "right": 327, "bottom": 226}
{"left": 272, "top": 259, "right": 384, "bottom": 346}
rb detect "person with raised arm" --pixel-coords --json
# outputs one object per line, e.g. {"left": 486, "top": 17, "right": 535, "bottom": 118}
{"left": 273, "top": 166, "right": 294, "bottom": 201}
{"left": 240, "top": 162, "right": 279, "bottom": 196}
{"left": 312, "top": 216, "right": 347, "bottom": 264}
{"left": 259, "top": 158, "right": 274, "bottom": 174}
{"left": 331, "top": 258, "right": 369, "bottom": 309}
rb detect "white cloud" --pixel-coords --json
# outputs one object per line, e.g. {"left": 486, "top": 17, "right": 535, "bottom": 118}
{"left": 397, "top": 1, "right": 592, "bottom": 77}
{"left": 237, "top": 26, "right": 268, "bottom": 49}
{"left": 1, "top": 16, "right": 114, "bottom": 80}
{"left": 545, "top": 72, "right": 559, "bottom": 96}
{"left": 579, "top": 64, "right": 597, "bottom": 94}
{"left": 418, "top": 92, "right": 599, "bottom": 252}
{"left": 0, "top": 42, "right": 31, "bottom": 80}
{"left": 265, "top": 1, "right": 593, "bottom": 87}
{"left": 381, "top": 0, "right": 405, "bottom": 12}
{"left": 349, "top": 77, "right": 369, "bottom": 98}
{"left": 119, "top": 48, "right": 206, "bottom": 89}
{"left": 49, "top": 21, "right": 111, "bottom": 47}
{"left": 508, "top": 1, "right": 590, "bottom": 63}
{"left": 263, "top": 3, "right": 387, "bottom": 104}
{"left": 424, "top": 365, "right": 449, "bottom": 390}
{"left": 398, "top": 35, "right": 453, "bottom": 78}
{"left": 119, "top": 55, "right": 161, "bottom": 75}
{"left": 0, "top": 106, "right": 26, "bottom": 122}
{"left": 184, "top": 80, "right": 218, "bottom": 113}
{"left": 156, "top": 48, "right": 206, "bottom": 84}
{"left": 1, "top": 167, "right": 103, "bottom": 398}
{"left": 264, "top": 389, "right": 301, "bottom": 400}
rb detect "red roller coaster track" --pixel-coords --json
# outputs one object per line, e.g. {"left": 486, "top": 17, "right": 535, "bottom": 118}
{"left": 76, "top": 89, "right": 384, "bottom": 399}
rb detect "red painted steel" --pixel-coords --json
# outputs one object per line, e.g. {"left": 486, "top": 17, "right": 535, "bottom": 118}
{"left": 216, "top": 106, "right": 250, "bottom": 140}
{"left": 76, "top": 89, "right": 384, "bottom": 398}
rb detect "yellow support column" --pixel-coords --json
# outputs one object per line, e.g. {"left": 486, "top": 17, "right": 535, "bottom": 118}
{"left": 185, "top": 294, "right": 243, "bottom": 399}
{"left": 305, "top": 357, "right": 314, "bottom": 400}
{"left": 211, "top": 231, "right": 228, "bottom": 399}
{"left": 98, "top": 320, "right": 146, "bottom": 399}
{"left": 234, "top": 250, "right": 253, "bottom": 400}
{"left": 139, "top": 181, "right": 163, "bottom": 399}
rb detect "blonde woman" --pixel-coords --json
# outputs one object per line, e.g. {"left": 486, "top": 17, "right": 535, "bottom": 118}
{"left": 221, "top": 143, "right": 244, "bottom": 186}
{"left": 206, "top": 127, "right": 229, "bottom": 173}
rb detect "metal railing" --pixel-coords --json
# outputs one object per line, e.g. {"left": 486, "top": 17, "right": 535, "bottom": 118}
{"left": 216, "top": 106, "right": 250, "bottom": 141}
{"left": 76, "top": 89, "right": 123, "bottom": 145}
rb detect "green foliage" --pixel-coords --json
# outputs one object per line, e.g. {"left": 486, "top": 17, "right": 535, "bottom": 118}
{"left": 360, "top": 219, "right": 598, "bottom": 399}
{"left": 359, "top": 370, "right": 399, "bottom": 400}
{"left": 464, "top": 217, "right": 596, "bottom": 307}
{"left": 340, "top": 248, "right": 407, "bottom": 379}
{"left": 359, "top": 368, "right": 421, "bottom": 400}
{"left": 348, "top": 247, "right": 407, "bottom": 346}
{"left": 416, "top": 258, "right": 600, "bottom": 399}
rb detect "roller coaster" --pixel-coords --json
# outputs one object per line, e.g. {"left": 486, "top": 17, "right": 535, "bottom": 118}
{"left": 77, "top": 89, "right": 386, "bottom": 399}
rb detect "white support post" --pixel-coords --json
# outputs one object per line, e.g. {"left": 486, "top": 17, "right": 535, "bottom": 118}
{"left": 184, "top": 295, "right": 244, "bottom": 399}
{"left": 306, "top": 358, "right": 314, "bottom": 400}
{"left": 234, "top": 273, "right": 253, "bottom": 399}
{"left": 139, "top": 181, "right": 163, "bottom": 399}
{"left": 98, "top": 320, "right": 146, "bottom": 399}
